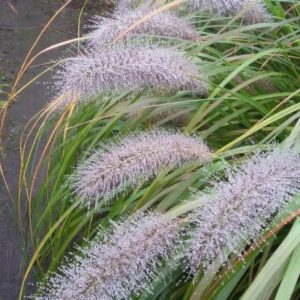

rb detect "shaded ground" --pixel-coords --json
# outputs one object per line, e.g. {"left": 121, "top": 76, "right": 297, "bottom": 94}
{"left": 0, "top": 1, "right": 106, "bottom": 298}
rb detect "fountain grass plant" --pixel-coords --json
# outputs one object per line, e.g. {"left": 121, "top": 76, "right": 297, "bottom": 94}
{"left": 7, "top": 0, "right": 300, "bottom": 299}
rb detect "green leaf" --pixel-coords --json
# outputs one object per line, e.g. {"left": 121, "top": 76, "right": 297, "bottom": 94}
{"left": 275, "top": 243, "right": 300, "bottom": 300}
{"left": 242, "top": 218, "right": 300, "bottom": 300}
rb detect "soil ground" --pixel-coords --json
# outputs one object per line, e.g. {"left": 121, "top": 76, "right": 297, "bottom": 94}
{"left": 0, "top": 1, "right": 106, "bottom": 298}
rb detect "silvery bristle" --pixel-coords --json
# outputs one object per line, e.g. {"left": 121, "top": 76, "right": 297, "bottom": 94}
{"left": 70, "top": 129, "right": 211, "bottom": 207}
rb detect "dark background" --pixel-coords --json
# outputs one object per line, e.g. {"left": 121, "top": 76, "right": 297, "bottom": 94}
{"left": 0, "top": 1, "right": 105, "bottom": 298}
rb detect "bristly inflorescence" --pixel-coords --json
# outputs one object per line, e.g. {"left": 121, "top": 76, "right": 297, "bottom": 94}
{"left": 113, "top": 0, "right": 146, "bottom": 12}
{"left": 186, "top": 148, "right": 300, "bottom": 276}
{"left": 86, "top": 5, "right": 198, "bottom": 49}
{"left": 34, "top": 212, "right": 181, "bottom": 300}
{"left": 189, "top": 0, "right": 270, "bottom": 24}
{"left": 53, "top": 45, "right": 207, "bottom": 109}
{"left": 70, "top": 129, "right": 211, "bottom": 207}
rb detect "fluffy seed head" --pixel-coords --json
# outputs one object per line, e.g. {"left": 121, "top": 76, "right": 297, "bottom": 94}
{"left": 53, "top": 45, "right": 207, "bottom": 109}
{"left": 87, "top": 6, "right": 198, "bottom": 49}
{"left": 35, "top": 212, "right": 180, "bottom": 300}
{"left": 189, "top": 0, "right": 270, "bottom": 24}
{"left": 187, "top": 148, "right": 300, "bottom": 275}
{"left": 71, "top": 129, "right": 211, "bottom": 207}
{"left": 114, "top": 0, "right": 148, "bottom": 12}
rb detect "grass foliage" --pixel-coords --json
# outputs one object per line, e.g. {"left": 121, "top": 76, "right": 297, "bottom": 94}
{"left": 12, "top": 0, "right": 300, "bottom": 298}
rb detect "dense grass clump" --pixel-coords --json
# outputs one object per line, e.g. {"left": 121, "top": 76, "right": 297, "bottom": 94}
{"left": 13, "top": 0, "right": 300, "bottom": 299}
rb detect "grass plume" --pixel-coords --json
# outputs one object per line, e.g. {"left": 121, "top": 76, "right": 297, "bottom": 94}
{"left": 187, "top": 148, "right": 300, "bottom": 276}
{"left": 87, "top": 5, "right": 198, "bottom": 49}
{"left": 34, "top": 212, "right": 180, "bottom": 300}
{"left": 70, "top": 129, "right": 211, "bottom": 207}
{"left": 53, "top": 45, "right": 207, "bottom": 109}
{"left": 189, "top": 0, "right": 270, "bottom": 23}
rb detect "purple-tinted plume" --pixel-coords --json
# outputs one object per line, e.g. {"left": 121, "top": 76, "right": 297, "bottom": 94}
{"left": 53, "top": 45, "right": 207, "bottom": 109}
{"left": 70, "top": 129, "right": 211, "bottom": 207}
{"left": 35, "top": 212, "right": 180, "bottom": 300}
{"left": 190, "top": 0, "right": 270, "bottom": 24}
{"left": 87, "top": 5, "right": 198, "bottom": 49}
{"left": 187, "top": 148, "right": 300, "bottom": 276}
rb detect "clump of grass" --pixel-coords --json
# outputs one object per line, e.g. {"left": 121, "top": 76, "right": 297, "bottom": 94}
{"left": 16, "top": 0, "right": 300, "bottom": 299}
{"left": 33, "top": 148, "right": 300, "bottom": 299}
